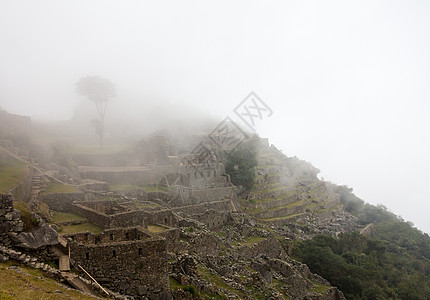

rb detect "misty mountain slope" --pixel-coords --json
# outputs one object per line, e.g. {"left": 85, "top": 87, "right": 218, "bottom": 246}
{"left": 231, "top": 136, "right": 360, "bottom": 239}
{"left": 224, "top": 136, "right": 430, "bottom": 299}
{"left": 1, "top": 111, "right": 430, "bottom": 299}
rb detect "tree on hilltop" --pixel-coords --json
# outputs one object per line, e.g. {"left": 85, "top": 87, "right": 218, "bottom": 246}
{"left": 75, "top": 76, "right": 116, "bottom": 149}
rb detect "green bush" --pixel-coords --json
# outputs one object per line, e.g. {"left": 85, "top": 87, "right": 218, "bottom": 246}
{"left": 224, "top": 135, "right": 258, "bottom": 193}
{"left": 183, "top": 284, "right": 196, "bottom": 294}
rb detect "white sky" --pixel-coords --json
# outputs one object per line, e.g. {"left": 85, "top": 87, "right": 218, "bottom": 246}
{"left": 1, "top": 1, "right": 429, "bottom": 232}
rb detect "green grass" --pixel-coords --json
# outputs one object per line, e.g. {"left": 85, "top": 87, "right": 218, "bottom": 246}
{"left": 51, "top": 211, "right": 86, "bottom": 224}
{"left": 37, "top": 202, "right": 51, "bottom": 220}
{"left": 0, "top": 261, "right": 98, "bottom": 299}
{"left": 169, "top": 276, "right": 186, "bottom": 289}
{"left": 0, "top": 153, "right": 28, "bottom": 193}
{"left": 197, "top": 265, "right": 243, "bottom": 298}
{"left": 132, "top": 201, "right": 160, "bottom": 209}
{"left": 41, "top": 182, "right": 77, "bottom": 194}
{"left": 59, "top": 223, "right": 102, "bottom": 234}
{"left": 147, "top": 224, "right": 168, "bottom": 233}
{"left": 239, "top": 236, "right": 265, "bottom": 247}
{"left": 13, "top": 201, "right": 37, "bottom": 232}
{"left": 109, "top": 183, "right": 144, "bottom": 191}
{"left": 261, "top": 212, "right": 306, "bottom": 222}
{"left": 271, "top": 278, "right": 291, "bottom": 299}
{"left": 309, "top": 280, "right": 331, "bottom": 294}
{"left": 143, "top": 185, "right": 170, "bottom": 192}
{"left": 251, "top": 200, "right": 304, "bottom": 214}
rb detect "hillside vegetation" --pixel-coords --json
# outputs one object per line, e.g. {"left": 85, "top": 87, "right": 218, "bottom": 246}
{"left": 293, "top": 187, "right": 430, "bottom": 299}
{"left": 0, "top": 151, "right": 28, "bottom": 193}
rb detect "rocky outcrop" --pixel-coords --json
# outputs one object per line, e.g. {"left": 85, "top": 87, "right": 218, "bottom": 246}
{"left": 10, "top": 220, "right": 58, "bottom": 250}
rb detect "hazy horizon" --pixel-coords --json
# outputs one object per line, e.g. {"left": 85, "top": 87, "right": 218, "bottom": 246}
{"left": 1, "top": 1, "right": 429, "bottom": 233}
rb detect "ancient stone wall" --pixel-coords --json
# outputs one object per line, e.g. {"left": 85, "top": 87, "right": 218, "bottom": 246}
{"left": 71, "top": 203, "right": 111, "bottom": 229}
{"left": 0, "top": 194, "right": 23, "bottom": 247}
{"left": 66, "top": 228, "right": 152, "bottom": 244}
{"left": 171, "top": 186, "right": 236, "bottom": 206}
{"left": 254, "top": 204, "right": 305, "bottom": 220}
{"left": 172, "top": 199, "right": 232, "bottom": 215}
{"left": 76, "top": 200, "right": 130, "bottom": 215}
{"left": 110, "top": 210, "right": 146, "bottom": 228}
{"left": 0, "top": 109, "right": 32, "bottom": 137}
{"left": 156, "top": 227, "right": 180, "bottom": 252}
{"left": 68, "top": 229, "right": 169, "bottom": 298}
{"left": 70, "top": 201, "right": 147, "bottom": 229}
{"left": 142, "top": 210, "right": 178, "bottom": 227}
{"left": 252, "top": 194, "right": 300, "bottom": 210}
{"left": 195, "top": 210, "right": 230, "bottom": 229}
{"left": 40, "top": 193, "right": 85, "bottom": 212}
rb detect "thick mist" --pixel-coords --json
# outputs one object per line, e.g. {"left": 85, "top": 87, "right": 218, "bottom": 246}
{"left": 1, "top": 1, "right": 429, "bottom": 232}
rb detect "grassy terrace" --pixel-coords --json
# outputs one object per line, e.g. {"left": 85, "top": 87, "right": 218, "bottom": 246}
{"left": 0, "top": 261, "right": 98, "bottom": 299}
{"left": 252, "top": 185, "right": 289, "bottom": 195}
{"left": 147, "top": 224, "right": 168, "bottom": 233}
{"left": 59, "top": 223, "right": 103, "bottom": 235}
{"left": 238, "top": 236, "right": 265, "bottom": 247}
{"left": 133, "top": 201, "right": 160, "bottom": 210}
{"left": 50, "top": 211, "right": 86, "bottom": 224}
{"left": 41, "top": 182, "right": 77, "bottom": 195}
{"left": 109, "top": 183, "right": 144, "bottom": 191}
{"left": 143, "top": 185, "right": 170, "bottom": 192}
{"left": 261, "top": 212, "right": 306, "bottom": 222}
{"left": 251, "top": 200, "right": 304, "bottom": 214}
{"left": 0, "top": 152, "right": 28, "bottom": 193}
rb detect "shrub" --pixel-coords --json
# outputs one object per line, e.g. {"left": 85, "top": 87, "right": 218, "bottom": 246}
{"left": 183, "top": 284, "right": 196, "bottom": 294}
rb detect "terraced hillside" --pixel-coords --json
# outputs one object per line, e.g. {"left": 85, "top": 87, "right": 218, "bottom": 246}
{"left": 238, "top": 140, "right": 357, "bottom": 237}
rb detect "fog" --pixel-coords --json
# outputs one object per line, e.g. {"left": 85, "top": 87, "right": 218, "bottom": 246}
{"left": 1, "top": 1, "right": 429, "bottom": 232}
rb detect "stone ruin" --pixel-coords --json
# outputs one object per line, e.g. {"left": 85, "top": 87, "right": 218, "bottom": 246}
{"left": 65, "top": 227, "right": 170, "bottom": 298}
{"left": 0, "top": 124, "right": 353, "bottom": 299}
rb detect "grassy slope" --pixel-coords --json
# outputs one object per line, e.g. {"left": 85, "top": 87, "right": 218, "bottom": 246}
{"left": 41, "top": 182, "right": 77, "bottom": 195}
{"left": 0, "top": 261, "right": 98, "bottom": 300}
{"left": 0, "top": 151, "right": 28, "bottom": 193}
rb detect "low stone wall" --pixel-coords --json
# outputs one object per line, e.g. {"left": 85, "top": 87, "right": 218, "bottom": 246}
{"left": 110, "top": 210, "right": 146, "bottom": 228}
{"left": 40, "top": 193, "right": 85, "bottom": 212}
{"left": 253, "top": 194, "right": 300, "bottom": 210}
{"left": 171, "top": 199, "right": 233, "bottom": 215}
{"left": 249, "top": 186, "right": 293, "bottom": 201}
{"left": 71, "top": 202, "right": 148, "bottom": 229}
{"left": 71, "top": 204, "right": 111, "bottom": 229}
{"left": 254, "top": 204, "right": 306, "bottom": 220}
{"left": 171, "top": 186, "right": 236, "bottom": 206}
